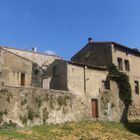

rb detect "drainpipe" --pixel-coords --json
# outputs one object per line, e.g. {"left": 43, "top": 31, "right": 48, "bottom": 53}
{"left": 84, "top": 66, "right": 87, "bottom": 93}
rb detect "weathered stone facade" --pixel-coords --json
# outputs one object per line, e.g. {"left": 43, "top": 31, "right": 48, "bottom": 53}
{"left": 45, "top": 59, "right": 123, "bottom": 121}
{"left": 71, "top": 41, "right": 140, "bottom": 120}
{"left": 71, "top": 42, "right": 112, "bottom": 66}
{"left": 0, "top": 86, "right": 89, "bottom": 127}
{"left": 0, "top": 48, "right": 33, "bottom": 87}
{"left": 0, "top": 46, "right": 61, "bottom": 88}
{"left": 0, "top": 82, "right": 122, "bottom": 127}
{"left": 112, "top": 44, "right": 140, "bottom": 120}
{"left": 0, "top": 40, "right": 139, "bottom": 126}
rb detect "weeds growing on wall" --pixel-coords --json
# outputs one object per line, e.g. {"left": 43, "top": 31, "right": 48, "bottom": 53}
{"left": 107, "top": 64, "right": 132, "bottom": 124}
{"left": 107, "top": 64, "right": 132, "bottom": 106}
{"left": 107, "top": 64, "right": 132, "bottom": 123}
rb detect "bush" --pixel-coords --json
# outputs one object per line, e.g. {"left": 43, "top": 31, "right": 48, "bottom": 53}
{"left": 0, "top": 120, "right": 17, "bottom": 130}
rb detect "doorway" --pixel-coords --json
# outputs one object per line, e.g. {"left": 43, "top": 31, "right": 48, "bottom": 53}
{"left": 91, "top": 99, "right": 98, "bottom": 118}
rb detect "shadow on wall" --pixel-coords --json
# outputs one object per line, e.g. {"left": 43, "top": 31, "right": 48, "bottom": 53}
{"left": 43, "top": 62, "right": 58, "bottom": 90}
{"left": 43, "top": 60, "right": 68, "bottom": 91}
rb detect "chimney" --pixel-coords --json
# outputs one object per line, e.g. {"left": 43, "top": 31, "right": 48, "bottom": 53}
{"left": 32, "top": 47, "right": 37, "bottom": 52}
{"left": 88, "top": 37, "right": 93, "bottom": 43}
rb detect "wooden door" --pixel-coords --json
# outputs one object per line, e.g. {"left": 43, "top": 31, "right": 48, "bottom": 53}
{"left": 21, "top": 73, "right": 25, "bottom": 86}
{"left": 91, "top": 99, "right": 98, "bottom": 118}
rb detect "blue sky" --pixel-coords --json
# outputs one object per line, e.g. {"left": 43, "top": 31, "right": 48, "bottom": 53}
{"left": 0, "top": 0, "right": 140, "bottom": 59}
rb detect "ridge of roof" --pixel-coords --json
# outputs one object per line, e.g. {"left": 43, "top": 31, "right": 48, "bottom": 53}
{"left": 1, "top": 45, "right": 60, "bottom": 58}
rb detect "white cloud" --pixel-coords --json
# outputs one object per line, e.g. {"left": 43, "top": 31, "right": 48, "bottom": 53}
{"left": 45, "top": 50, "right": 56, "bottom": 55}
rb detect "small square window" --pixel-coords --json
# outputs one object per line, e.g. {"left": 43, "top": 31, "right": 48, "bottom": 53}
{"left": 117, "top": 58, "right": 123, "bottom": 70}
{"left": 134, "top": 81, "right": 139, "bottom": 94}
{"left": 102, "top": 80, "right": 110, "bottom": 90}
{"left": 124, "top": 60, "right": 130, "bottom": 71}
{"left": 21, "top": 73, "right": 25, "bottom": 86}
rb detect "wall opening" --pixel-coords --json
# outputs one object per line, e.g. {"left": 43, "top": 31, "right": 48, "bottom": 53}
{"left": 117, "top": 57, "right": 123, "bottom": 70}
{"left": 43, "top": 77, "right": 51, "bottom": 89}
{"left": 134, "top": 81, "right": 139, "bottom": 94}
{"left": 21, "top": 73, "right": 25, "bottom": 86}
{"left": 102, "top": 79, "right": 110, "bottom": 90}
{"left": 91, "top": 99, "right": 98, "bottom": 118}
{"left": 124, "top": 60, "right": 130, "bottom": 71}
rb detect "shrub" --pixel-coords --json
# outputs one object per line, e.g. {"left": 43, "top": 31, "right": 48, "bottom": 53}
{"left": 0, "top": 120, "right": 17, "bottom": 129}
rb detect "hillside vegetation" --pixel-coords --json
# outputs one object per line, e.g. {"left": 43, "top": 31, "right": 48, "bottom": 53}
{"left": 0, "top": 121, "right": 139, "bottom": 140}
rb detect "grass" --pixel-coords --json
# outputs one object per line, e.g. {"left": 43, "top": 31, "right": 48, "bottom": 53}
{"left": 0, "top": 121, "right": 139, "bottom": 140}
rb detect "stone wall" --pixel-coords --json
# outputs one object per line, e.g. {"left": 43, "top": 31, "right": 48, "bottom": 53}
{"left": 71, "top": 43, "right": 112, "bottom": 67}
{"left": 42, "top": 59, "right": 68, "bottom": 90}
{"left": 0, "top": 84, "right": 138, "bottom": 127}
{"left": 128, "top": 104, "right": 140, "bottom": 120}
{"left": 0, "top": 86, "right": 90, "bottom": 127}
{"left": 50, "top": 60, "right": 68, "bottom": 90}
{"left": 67, "top": 63, "right": 85, "bottom": 96}
{"left": 45, "top": 60, "right": 124, "bottom": 121}
{"left": 112, "top": 45, "right": 140, "bottom": 119}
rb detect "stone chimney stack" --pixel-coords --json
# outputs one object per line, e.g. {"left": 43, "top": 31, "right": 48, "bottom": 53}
{"left": 32, "top": 47, "right": 37, "bottom": 52}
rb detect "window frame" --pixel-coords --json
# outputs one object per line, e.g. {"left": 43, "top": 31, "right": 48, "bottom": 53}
{"left": 124, "top": 60, "right": 130, "bottom": 71}
{"left": 134, "top": 80, "right": 139, "bottom": 95}
{"left": 117, "top": 57, "right": 123, "bottom": 71}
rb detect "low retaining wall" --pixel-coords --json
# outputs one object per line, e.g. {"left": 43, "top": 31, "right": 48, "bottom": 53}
{"left": 0, "top": 86, "right": 90, "bottom": 127}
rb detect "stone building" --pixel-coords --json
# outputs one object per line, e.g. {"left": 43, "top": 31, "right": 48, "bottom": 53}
{"left": 45, "top": 59, "right": 122, "bottom": 121}
{"left": 0, "top": 47, "right": 33, "bottom": 87}
{"left": 71, "top": 39, "right": 140, "bottom": 119}
{"left": 0, "top": 39, "right": 139, "bottom": 125}
{"left": 0, "top": 46, "right": 61, "bottom": 88}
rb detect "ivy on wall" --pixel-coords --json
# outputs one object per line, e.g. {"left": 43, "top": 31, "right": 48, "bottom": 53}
{"left": 107, "top": 64, "right": 132, "bottom": 106}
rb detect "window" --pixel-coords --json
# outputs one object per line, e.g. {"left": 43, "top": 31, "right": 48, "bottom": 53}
{"left": 21, "top": 73, "right": 25, "bottom": 86}
{"left": 134, "top": 81, "right": 139, "bottom": 94}
{"left": 124, "top": 60, "right": 130, "bottom": 71}
{"left": 117, "top": 58, "right": 123, "bottom": 70}
{"left": 102, "top": 80, "right": 110, "bottom": 90}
